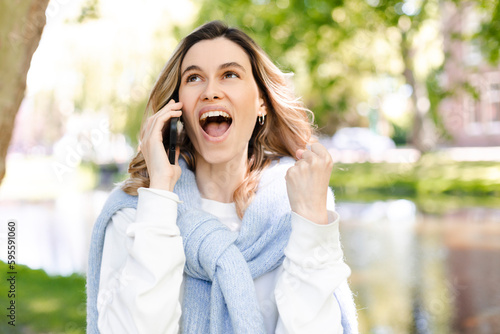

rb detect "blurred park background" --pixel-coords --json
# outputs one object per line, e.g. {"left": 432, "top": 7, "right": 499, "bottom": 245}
{"left": 1, "top": 0, "right": 500, "bottom": 333}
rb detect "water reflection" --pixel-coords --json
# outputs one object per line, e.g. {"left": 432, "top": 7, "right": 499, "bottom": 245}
{"left": 0, "top": 190, "right": 109, "bottom": 275}
{"left": 338, "top": 201, "right": 500, "bottom": 333}
{"left": 1, "top": 194, "right": 499, "bottom": 332}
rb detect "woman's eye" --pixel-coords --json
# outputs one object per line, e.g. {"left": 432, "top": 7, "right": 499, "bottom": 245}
{"left": 224, "top": 72, "right": 239, "bottom": 79}
{"left": 186, "top": 74, "right": 201, "bottom": 83}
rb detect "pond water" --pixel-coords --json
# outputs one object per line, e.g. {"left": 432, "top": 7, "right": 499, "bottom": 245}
{"left": 1, "top": 191, "right": 499, "bottom": 333}
{"left": 337, "top": 200, "right": 500, "bottom": 334}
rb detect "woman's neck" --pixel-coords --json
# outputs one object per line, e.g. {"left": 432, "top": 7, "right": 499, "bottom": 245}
{"left": 194, "top": 152, "right": 248, "bottom": 203}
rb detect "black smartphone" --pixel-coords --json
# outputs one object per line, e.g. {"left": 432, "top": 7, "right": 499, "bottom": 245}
{"left": 163, "top": 117, "right": 178, "bottom": 164}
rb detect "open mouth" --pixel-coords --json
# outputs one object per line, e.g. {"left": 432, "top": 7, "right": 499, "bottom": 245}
{"left": 199, "top": 111, "right": 233, "bottom": 138}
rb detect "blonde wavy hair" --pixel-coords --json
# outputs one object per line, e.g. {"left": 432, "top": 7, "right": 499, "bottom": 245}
{"left": 122, "top": 20, "right": 315, "bottom": 218}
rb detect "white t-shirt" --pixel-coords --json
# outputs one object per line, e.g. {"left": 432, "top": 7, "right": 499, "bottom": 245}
{"left": 97, "top": 187, "right": 350, "bottom": 333}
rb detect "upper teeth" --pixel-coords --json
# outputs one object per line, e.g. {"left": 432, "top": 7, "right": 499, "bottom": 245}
{"left": 200, "top": 111, "right": 231, "bottom": 121}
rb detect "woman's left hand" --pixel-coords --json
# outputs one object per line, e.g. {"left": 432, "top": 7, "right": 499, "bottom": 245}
{"left": 285, "top": 143, "right": 333, "bottom": 225}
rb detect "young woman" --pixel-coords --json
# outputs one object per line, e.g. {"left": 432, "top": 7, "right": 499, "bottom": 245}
{"left": 87, "top": 21, "right": 358, "bottom": 333}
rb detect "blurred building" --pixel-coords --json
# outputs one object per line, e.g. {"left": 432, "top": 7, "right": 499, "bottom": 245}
{"left": 440, "top": 1, "right": 500, "bottom": 146}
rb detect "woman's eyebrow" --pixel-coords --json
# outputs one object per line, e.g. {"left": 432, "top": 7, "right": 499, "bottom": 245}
{"left": 219, "top": 62, "right": 246, "bottom": 73}
{"left": 181, "top": 65, "right": 202, "bottom": 78}
{"left": 181, "top": 62, "right": 247, "bottom": 78}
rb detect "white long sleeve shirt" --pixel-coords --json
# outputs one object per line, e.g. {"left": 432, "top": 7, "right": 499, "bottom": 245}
{"left": 97, "top": 187, "right": 351, "bottom": 333}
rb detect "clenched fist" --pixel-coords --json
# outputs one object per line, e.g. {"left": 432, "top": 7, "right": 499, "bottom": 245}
{"left": 285, "top": 143, "right": 333, "bottom": 225}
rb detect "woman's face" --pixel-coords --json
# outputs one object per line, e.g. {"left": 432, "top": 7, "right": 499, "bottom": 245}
{"left": 178, "top": 37, "right": 265, "bottom": 166}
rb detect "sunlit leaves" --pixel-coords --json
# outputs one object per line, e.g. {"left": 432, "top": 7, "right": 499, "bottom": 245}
{"left": 185, "top": 0, "right": 499, "bottom": 138}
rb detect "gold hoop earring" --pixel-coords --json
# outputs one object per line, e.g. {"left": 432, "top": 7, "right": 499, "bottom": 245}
{"left": 258, "top": 114, "right": 266, "bottom": 126}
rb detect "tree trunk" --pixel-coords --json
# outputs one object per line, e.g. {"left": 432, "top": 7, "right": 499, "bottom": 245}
{"left": 0, "top": 0, "right": 50, "bottom": 185}
{"left": 401, "top": 30, "right": 438, "bottom": 152}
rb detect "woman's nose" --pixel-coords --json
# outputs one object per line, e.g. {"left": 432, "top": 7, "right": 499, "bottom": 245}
{"left": 201, "top": 80, "right": 224, "bottom": 101}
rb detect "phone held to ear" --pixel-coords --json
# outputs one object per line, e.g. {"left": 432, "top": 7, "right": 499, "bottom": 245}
{"left": 163, "top": 117, "right": 178, "bottom": 165}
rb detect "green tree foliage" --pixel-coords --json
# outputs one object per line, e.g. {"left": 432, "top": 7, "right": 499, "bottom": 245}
{"left": 187, "top": 0, "right": 500, "bottom": 146}
{"left": 474, "top": 0, "right": 500, "bottom": 64}
{"left": 192, "top": 0, "right": 378, "bottom": 134}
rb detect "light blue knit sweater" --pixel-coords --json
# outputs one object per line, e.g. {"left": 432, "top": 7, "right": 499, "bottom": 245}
{"left": 86, "top": 157, "right": 358, "bottom": 333}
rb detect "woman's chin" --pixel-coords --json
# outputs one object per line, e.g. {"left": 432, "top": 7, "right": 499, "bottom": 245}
{"left": 195, "top": 145, "right": 248, "bottom": 167}
{"left": 196, "top": 149, "right": 232, "bottom": 165}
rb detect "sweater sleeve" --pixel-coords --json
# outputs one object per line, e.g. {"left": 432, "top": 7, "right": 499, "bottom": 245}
{"left": 275, "top": 190, "right": 351, "bottom": 334}
{"left": 97, "top": 188, "right": 185, "bottom": 334}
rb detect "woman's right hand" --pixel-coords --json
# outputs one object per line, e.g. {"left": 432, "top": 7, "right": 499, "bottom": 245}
{"left": 140, "top": 99, "right": 183, "bottom": 191}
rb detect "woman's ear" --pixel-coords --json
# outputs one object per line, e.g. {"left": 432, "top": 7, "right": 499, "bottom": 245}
{"left": 258, "top": 97, "right": 267, "bottom": 116}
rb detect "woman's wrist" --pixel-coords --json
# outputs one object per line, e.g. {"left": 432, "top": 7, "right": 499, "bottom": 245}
{"left": 149, "top": 171, "right": 180, "bottom": 192}
{"left": 292, "top": 206, "right": 328, "bottom": 225}
{"left": 150, "top": 179, "right": 175, "bottom": 192}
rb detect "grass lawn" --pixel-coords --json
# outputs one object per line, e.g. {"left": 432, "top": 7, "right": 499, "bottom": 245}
{"left": 330, "top": 156, "right": 500, "bottom": 213}
{"left": 0, "top": 261, "right": 86, "bottom": 334}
